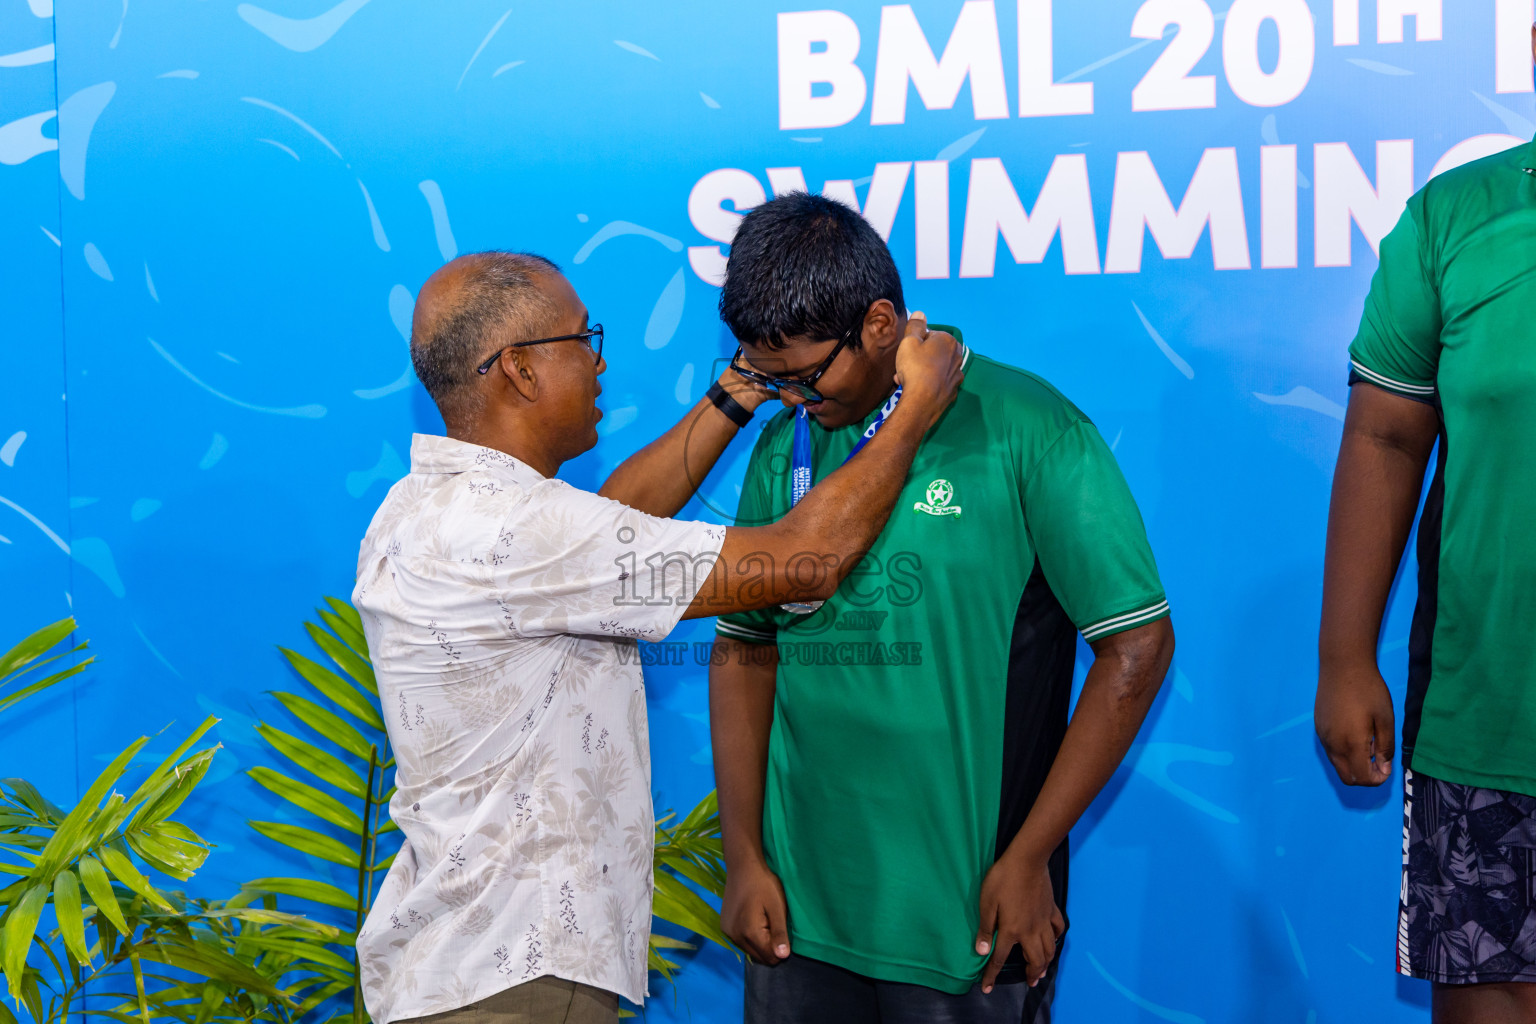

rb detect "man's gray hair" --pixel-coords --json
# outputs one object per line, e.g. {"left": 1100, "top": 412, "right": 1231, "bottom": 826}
{"left": 410, "top": 251, "right": 560, "bottom": 420}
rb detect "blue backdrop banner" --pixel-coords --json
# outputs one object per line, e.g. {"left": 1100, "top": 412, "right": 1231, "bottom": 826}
{"left": 4, "top": 1, "right": 1530, "bottom": 1021}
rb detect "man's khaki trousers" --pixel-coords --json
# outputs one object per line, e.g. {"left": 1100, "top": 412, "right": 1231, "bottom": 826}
{"left": 397, "top": 978, "right": 618, "bottom": 1024}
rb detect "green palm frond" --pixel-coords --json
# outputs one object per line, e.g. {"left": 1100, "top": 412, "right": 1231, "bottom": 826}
{"left": 0, "top": 712, "right": 282, "bottom": 1024}
{"left": 651, "top": 791, "right": 731, "bottom": 960}
{"left": 644, "top": 789, "right": 731, "bottom": 1014}
{"left": 654, "top": 792, "right": 729, "bottom": 897}
{"left": 1, "top": 618, "right": 354, "bottom": 1024}
{"left": 0, "top": 618, "right": 92, "bottom": 718}
{"left": 81, "top": 890, "right": 348, "bottom": 1024}
{"left": 242, "top": 600, "right": 396, "bottom": 1024}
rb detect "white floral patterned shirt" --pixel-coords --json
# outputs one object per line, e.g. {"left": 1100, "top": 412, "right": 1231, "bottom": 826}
{"left": 352, "top": 434, "right": 725, "bottom": 1022}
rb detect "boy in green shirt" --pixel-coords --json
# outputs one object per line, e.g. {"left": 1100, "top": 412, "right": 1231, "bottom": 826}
{"left": 708, "top": 192, "right": 1174, "bottom": 1023}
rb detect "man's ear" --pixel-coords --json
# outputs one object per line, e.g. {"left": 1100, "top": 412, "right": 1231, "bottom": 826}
{"left": 496, "top": 346, "right": 539, "bottom": 402}
{"left": 861, "top": 299, "right": 902, "bottom": 355}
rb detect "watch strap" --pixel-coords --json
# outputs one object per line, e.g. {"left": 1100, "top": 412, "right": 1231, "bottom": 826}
{"left": 706, "top": 381, "right": 755, "bottom": 428}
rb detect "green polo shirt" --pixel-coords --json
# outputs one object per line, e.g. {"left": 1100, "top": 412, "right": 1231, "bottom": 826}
{"left": 716, "top": 343, "right": 1167, "bottom": 992}
{"left": 1348, "top": 137, "right": 1536, "bottom": 797}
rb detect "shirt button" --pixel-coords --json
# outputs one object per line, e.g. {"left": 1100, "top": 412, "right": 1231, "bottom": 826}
{"left": 413, "top": 803, "right": 421, "bottom": 811}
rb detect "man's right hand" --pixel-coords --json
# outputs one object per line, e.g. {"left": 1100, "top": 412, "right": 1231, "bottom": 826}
{"left": 722, "top": 858, "right": 791, "bottom": 965}
{"left": 1315, "top": 662, "right": 1396, "bottom": 786}
{"left": 893, "top": 311, "right": 965, "bottom": 431}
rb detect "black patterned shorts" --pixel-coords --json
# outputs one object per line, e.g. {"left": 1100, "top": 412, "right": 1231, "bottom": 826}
{"left": 1399, "top": 768, "right": 1536, "bottom": 984}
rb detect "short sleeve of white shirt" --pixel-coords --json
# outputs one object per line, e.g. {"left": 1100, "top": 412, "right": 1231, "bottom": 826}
{"left": 495, "top": 479, "right": 725, "bottom": 641}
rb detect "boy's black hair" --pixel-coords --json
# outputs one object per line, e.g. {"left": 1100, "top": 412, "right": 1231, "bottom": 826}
{"left": 719, "top": 191, "right": 905, "bottom": 350}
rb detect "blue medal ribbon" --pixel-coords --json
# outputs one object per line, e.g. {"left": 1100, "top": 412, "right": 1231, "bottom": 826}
{"left": 788, "top": 385, "right": 902, "bottom": 506}
{"left": 781, "top": 385, "right": 904, "bottom": 613}
{"left": 778, "top": 335, "right": 967, "bottom": 614}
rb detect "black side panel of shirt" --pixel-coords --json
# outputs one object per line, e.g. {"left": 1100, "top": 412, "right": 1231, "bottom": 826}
{"left": 1404, "top": 414, "right": 1449, "bottom": 765}
{"left": 993, "top": 560, "right": 1076, "bottom": 982}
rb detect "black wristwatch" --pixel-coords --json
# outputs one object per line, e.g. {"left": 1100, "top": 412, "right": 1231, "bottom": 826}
{"left": 706, "top": 381, "right": 755, "bottom": 428}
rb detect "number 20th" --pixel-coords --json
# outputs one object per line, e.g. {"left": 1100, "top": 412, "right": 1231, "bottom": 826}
{"left": 1133, "top": 0, "right": 1316, "bottom": 111}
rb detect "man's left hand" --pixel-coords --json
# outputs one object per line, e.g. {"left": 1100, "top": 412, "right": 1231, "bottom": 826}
{"left": 974, "top": 850, "right": 1064, "bottom": 993}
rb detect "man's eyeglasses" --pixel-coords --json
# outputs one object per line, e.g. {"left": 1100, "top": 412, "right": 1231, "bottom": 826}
{"left": 728, "top": 325, "right": 856, "bottom": 404}
{"left": 476, "top": 324, "right": 604, "bottom": 375}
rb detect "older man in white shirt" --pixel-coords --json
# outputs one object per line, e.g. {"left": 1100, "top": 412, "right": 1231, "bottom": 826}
{"left": 352, "top": 251, "right": 962, "bottom": 1024}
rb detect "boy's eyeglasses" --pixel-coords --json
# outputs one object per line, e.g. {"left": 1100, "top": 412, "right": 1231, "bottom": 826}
{"left": 727, "top": 326, "right": 856, "bottom": 403}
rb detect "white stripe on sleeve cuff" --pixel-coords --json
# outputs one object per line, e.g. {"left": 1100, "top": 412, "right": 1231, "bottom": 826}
{"left": 1350, "top": 359, "right": 1436, "bottom": 397}
{"left": 1080, "top": 600, "right": 1171, "bottom": 642}
{"left": 715, "top": 620, "right": 778, "bottom": 645}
